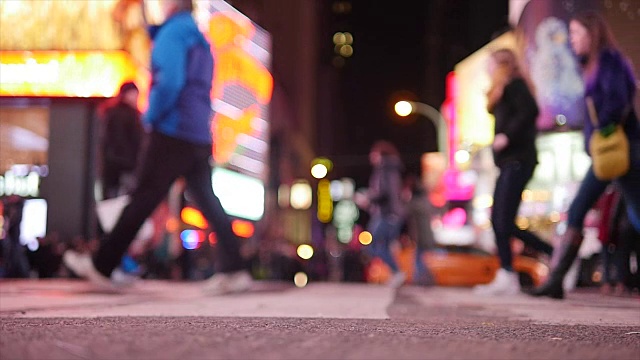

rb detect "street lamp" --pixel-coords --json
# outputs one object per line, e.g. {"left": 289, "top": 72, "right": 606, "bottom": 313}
{"left": 394, "top": 100, "right": 449, "bottom": 167}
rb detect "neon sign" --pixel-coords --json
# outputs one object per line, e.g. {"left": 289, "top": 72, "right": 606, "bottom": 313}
{"left": 204, "top": 3, "right": 273, "bottom": 179}
{"left": 0, "top": 51, "right": 139, "bottom": 98}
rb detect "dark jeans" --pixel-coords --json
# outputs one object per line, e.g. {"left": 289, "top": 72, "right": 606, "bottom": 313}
{"left": 568, "top": 140, "right": 640, "bottom": 233}
{"left": 94, "top": 132, "right": 244, "bottom": 277}
{"left": 367, "top": 215, "right": 402, "bottom": 273}
{"left": 492, "top": 161, "right": 553, "bottom": 272}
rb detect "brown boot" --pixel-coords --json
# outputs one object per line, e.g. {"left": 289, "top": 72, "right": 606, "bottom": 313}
{"left": 529, "top": 227, "right": 582, "bottom": 299}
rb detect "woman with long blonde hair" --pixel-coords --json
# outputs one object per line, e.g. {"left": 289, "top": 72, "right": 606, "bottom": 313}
{"left": 474, "top": 48, "right": 553, "bottom": 296}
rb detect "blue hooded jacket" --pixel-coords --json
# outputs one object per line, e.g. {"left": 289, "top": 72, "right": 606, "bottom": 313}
{"left": 145, "top": 11, "right": 214, "bottom": 145}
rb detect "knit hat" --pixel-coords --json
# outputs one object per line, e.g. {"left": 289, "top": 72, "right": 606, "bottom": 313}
{"left": 119, "top": 81, "right": 138, "bottom": 96}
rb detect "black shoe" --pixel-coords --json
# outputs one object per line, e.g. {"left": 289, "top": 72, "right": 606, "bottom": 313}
{"left": 529, "top": 280, "right": 564, "bottom": 299}
{"left": 528, "top": 227, "right": 582, "bottom": 300}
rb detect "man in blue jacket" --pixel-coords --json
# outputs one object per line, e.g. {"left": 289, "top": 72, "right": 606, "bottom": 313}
{"left": 64, "top": 0, "right": 251, "bottom": 295}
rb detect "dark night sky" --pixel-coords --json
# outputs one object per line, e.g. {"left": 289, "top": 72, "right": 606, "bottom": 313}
{"left": 324, "top": 0, "right": 509, "bottom": 186}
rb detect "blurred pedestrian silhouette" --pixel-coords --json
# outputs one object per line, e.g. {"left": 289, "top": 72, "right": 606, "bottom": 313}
{"left": 531, "top": 10, "right": 640, "bottom": 300}
{"left": 355, "top": 140, "right": 406, "bottom": 288}
{"left": 474, "top": 48, "right": 552, "bottom": 296}
{"left": 63, "top": 0, "right": 251, "bottom": 295}
{"left": 596, "top": 186, "right": 640, "bottom": 296}
{"left": 100, "top": 81, "right": 143, "bottom": 200}
{"left": 402, "top": 173, "right": 436, "bottom": 286}
{"left": 0, "top": 196, "right": 30, "bottom": 278}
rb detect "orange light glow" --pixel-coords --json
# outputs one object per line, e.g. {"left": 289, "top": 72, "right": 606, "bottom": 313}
{"left": 231, "top": 219, "right": 254, "bottom": 238}
{"left": 0, "top": 51, "right": 142, "bottom": 98}
{"left": 166, "top": 217, "right": 181, "bottom": 233}
{"left": 208, "top": 13, "right": 273, "bottom": 166}
{"left": 180, "top": 207, "right": 208, "bottom": 229}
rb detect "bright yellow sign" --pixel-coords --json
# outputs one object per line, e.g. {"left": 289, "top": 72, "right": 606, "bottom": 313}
{"left": 0, "top": 51, "right": 140, "bottom": 98}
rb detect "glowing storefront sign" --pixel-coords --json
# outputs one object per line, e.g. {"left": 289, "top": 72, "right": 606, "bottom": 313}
{"left": 211, "top": 167, "right": 265, "bottom": 221}
{"left": 193, "top": 1, "right": 273, "bottom": 221}
{"left": 0, "top": 51, "right": 139, "bottom": 98}
{"left": 203, "top": 1, "right": 273, "bottom": 178}
{"left": 453, "top": 32, "right": 516, "bottom": 148}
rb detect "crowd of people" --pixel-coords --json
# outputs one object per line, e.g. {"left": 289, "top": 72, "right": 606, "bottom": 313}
{"left": 1, "top": 4, "right": 639, "bottom": 299}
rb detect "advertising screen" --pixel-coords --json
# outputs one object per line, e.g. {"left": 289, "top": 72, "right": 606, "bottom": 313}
{"left": 195, "top": 0, "right": 273, "bottom": 221}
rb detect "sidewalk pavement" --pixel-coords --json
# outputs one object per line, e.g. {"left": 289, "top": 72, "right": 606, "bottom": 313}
{"left": 2, "top": 280, "right": 640, "bottom": 360}
{"left": 1, "top": 279, "right": 639, "bottom": 327}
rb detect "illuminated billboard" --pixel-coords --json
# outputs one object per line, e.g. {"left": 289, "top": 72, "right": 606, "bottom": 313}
{"left": 196, "top": 0, "right": 273, "bottom": 221}
{"left": 0, "top": 0, "right": 272, "bottom": 222}
{"left": 0, "top": 51, "right": 139, "bottom": 98}
{"left": 453, "top": 32, "right": 516, "bottom": 148}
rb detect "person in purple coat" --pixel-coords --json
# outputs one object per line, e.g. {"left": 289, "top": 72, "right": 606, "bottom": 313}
{"left": 531, "top": 10, "right": 640, "bottom": 300}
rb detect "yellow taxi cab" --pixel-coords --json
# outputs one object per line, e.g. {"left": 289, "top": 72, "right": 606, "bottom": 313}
{"left": 366, "top": 245, "right": 549, "bottom": 288}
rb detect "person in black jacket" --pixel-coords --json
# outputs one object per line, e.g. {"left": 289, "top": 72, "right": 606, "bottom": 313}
{"left": 355, "top": 140, "right": 407, "bottom": 288}
{"left": 100, "top": 81, "right": 143, "bottom": 200}
{"left": 474, "top": 48, "right": 553, "bottom": 296}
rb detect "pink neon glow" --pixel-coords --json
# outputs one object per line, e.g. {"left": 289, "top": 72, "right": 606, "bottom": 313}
{"left": 443, "top": 169, "right": 474, "bottom": 201}
{"left": 445, "top": 72, "right": 458, "bottom": 171}
{"left": 442, "top": 207, "right": 467, "bottom": 228}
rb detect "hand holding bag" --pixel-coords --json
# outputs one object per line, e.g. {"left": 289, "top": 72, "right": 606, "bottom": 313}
{"left": 586, "top": 97, "right": 630, "bottom": 180}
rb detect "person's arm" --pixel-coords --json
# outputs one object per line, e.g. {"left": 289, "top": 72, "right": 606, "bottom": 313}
{"left": 593, "top": 51, "right": 634, "bottom": 129}
{"left": 144, "top": 24, "right": 188, "bottom": 126}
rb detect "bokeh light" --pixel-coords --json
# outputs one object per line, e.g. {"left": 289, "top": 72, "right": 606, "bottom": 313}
{"left": 181, "top": 230, "right": 200, "bottom": 250}
{"left": 358, "top": 231, "right": 373, "bottom": 245}
{"left": 394, "top": 101, "right": 413, "bottom": 117}
{"left": 297, "top": 244, "right": 314, "bottom": 260}
{"left": 454, "top": 150, "right": 470, "bottom": 164}
{"left": 339, "top": 44, "right": 353, "bottom": 57}
{"left": 290, "top": 181, "right": 312, "bottom": 210}
{"left": 311, "top": 163, "right": 328, "bottom": 179}
{"left": 472, "top": 194, "right": 493, "bottom": 209}
{"left": 442, "top": 207, "right": 467, "bottom": 227}
{"left": 294, "top": 272, "right": 308, "bottom": 287}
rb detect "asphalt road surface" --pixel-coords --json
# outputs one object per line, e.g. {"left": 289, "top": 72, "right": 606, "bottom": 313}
{"left": 1, "top": 280, "right": 639, "bottom": 359}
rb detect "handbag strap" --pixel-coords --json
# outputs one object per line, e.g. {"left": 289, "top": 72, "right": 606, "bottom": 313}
{"left": 586, "top": 97, "right": 599, "bottom": 128}
{"left": 586, "top": 96, "right": 632, "bottom": 128}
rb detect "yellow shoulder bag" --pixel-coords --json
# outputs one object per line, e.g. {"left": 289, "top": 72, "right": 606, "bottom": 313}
{"left": 586, "top": 97, "right": 630, "bottom": 180}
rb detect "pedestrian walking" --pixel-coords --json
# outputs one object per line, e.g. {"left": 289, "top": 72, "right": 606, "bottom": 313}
{"left": 473, "top": 48, "right": 553, "bottom": 296}
{"left": 531, "top": 10, "right": 640, "bottom": 299}
{"left": 63, "top": 0, "right": 251, "bottom": 295}
{"left": 402, "top": 173, "right": 436, "bottom": 286}
{"left": 355, "top": 140, "right": 407, "bottom": 288}
{"left": 99, "top": 81, "right": 143, "bottom": 200}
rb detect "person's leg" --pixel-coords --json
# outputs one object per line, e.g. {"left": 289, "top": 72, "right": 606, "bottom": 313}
{"left": 369, "top": 217, "right": 400, "bottom": 273}
{"left": 183, "top": 147, "right": 244, "bottom": 274}
{"left": 491, "top": 162, "right": 533, "bottom": 271}
{"left": 93, "top": 133, "right": 191, "bottom": 277}
{"left": 531, "top": 167, "right": 609, "bottom": 299}
{"left": 514, "top": 228, "right": 553, "bottom": 255}
{"left": 566, "top": 168, "right": 610, "bottom": 231}
{"left": 475, "top": 162, "right": 532, "bottom": 295}
{"left": 615, "top": 140, "right": 640, "bottom": 232}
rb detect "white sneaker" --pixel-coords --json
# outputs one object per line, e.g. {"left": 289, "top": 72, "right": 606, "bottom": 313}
{"left": 386, "top": 271, "right": 407, "bottom": 289}
{"left": 473, "top": 268, "right": 521, "bottom": 296}
{"left": 110, "top": 267, "right": 139, "bottom": 287}
{"left": 203, "top": 270, "right": 252, "bottom": 296}
{"left": 63, "top": 250, "right": 121, "bottom": 292}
